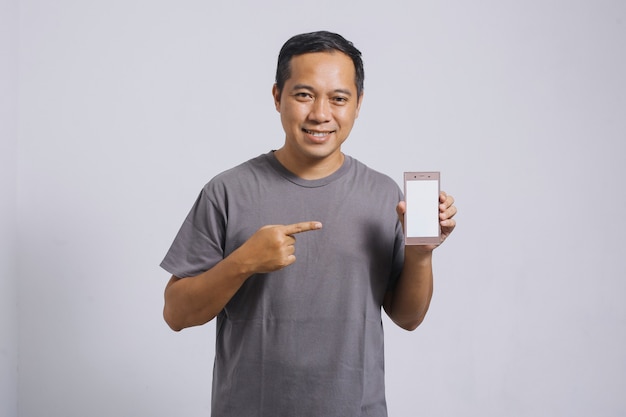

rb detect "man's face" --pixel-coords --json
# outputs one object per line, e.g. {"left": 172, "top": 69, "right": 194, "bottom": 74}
{"left": 273, "top": 51, "right": 362, "bottom": 169}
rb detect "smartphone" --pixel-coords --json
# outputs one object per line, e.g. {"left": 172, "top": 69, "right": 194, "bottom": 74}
{"left": 404, "top": 172, "right": 441, "bottom": 245}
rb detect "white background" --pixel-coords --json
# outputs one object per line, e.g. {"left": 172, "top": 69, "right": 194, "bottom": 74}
{"left": 2, "top": 1, "right": 625, "bottom": 416}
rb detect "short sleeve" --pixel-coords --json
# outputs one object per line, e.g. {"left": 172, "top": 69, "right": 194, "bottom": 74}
{"left": 160, "top": 182, "right": 227, "bottom": 278}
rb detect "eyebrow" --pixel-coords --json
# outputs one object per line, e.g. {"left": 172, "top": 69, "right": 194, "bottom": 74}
{"left": 291, "top": 84, "right": 353, "bottom": 96}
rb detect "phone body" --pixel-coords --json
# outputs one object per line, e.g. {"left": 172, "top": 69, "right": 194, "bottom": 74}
{"left": 404, "top": 172, "right": 441, "bottom": 245}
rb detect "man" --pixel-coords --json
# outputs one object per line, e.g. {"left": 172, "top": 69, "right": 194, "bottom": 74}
{"left": 161, "top": 31, "right": 457, "bottom": 416}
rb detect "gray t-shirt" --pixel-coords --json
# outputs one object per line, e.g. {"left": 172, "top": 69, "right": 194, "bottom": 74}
{"left": 161, "top": 151, "right": 405, "bottom": 417}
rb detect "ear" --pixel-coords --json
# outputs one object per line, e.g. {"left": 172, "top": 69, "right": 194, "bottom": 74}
{"left": 354, "top": 92, "right": 364, "bottom": 119}
{"left": 272, "top": 84, "right": 281, "bottom": 112}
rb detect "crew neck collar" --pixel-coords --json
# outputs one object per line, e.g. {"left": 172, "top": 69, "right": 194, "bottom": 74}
{"left": 265, "top": 151, "right": 352, "bottom": 188}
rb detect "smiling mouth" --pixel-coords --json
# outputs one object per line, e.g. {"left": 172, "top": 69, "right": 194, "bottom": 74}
{"left": 303, "top": 128, "right": 335, "bottom": 137}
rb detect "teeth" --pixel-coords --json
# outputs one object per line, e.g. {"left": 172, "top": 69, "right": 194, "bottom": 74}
{"left": 305, "top": 129, "right": 332, "bottom": 137}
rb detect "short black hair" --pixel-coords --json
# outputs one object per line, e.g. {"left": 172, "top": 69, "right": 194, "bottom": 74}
{"left": 275, "top": 31, "right": 364, "bottom": 97}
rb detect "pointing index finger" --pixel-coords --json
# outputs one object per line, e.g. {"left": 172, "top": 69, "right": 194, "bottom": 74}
{"left": 282, "top": 221, "right": 323, "bottom": 236}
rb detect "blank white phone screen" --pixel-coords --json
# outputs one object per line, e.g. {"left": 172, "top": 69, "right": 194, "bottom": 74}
{"left": 406, "top": 180, "right": 439, "bottom": 237}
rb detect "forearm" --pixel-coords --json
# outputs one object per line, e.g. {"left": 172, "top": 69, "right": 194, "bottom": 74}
{"left": 163, "top": 253, "right": 253, "bottom": 331}
{"left": 384, "top": 249, "right": 434, "bottom": 331}
{"left": 163, "top": 221, "right": 322, "bottom": 331}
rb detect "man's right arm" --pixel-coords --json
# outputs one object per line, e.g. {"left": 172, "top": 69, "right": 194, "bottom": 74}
{"left": 163, "top": 221, "right": 322, "bottom": 331}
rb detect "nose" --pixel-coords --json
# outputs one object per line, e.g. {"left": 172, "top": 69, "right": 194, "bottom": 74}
{"left": 308, "top": 98, "right": 331, "bottom": 123}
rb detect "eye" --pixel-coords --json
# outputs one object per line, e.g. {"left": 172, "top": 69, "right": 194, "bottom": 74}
{"left": 293, "top": 92, "right": 313, "bottom": 101}
{"left": 332, "top": 96, "right": 348, "bottom": 105}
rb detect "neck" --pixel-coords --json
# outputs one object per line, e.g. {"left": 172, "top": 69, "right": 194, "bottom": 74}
{"left": 273, "top": 148, "right": 345, "bottom": 180}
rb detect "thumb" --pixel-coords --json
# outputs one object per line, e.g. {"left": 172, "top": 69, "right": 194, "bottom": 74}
{"left": 396, "top": 201, "right": 406, "bottom": 230}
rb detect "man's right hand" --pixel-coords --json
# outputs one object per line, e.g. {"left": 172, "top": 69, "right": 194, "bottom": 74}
{"left": 163, "top": 221, "right": 323, "bottom": 330}
{"left": 233, "top": 221, "right": 323, "bottom": 274}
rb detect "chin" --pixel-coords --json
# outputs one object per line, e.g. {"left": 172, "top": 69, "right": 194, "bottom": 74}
{"left": 300, "top": 141, "right": 336, "bottom": 154}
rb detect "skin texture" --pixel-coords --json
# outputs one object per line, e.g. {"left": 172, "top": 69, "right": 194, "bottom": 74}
{"left": 163, "top": 50, "right": 457, "bottom": 332}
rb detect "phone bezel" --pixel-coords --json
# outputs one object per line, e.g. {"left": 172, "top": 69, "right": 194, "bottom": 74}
{"left": 403, "top": 171, "right": 441, "bottom": 245}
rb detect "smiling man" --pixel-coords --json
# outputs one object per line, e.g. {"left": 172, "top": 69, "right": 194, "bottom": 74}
{"left": 161, "top": 31, "right": 457, "bottom": 417}
{"left": 272, "top": 50, "right": 361, "bottom": 179}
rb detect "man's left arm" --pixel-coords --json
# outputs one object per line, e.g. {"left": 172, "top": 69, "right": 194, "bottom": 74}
{"left": 383, "top": 192, "right": 457, "bottom": 331}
